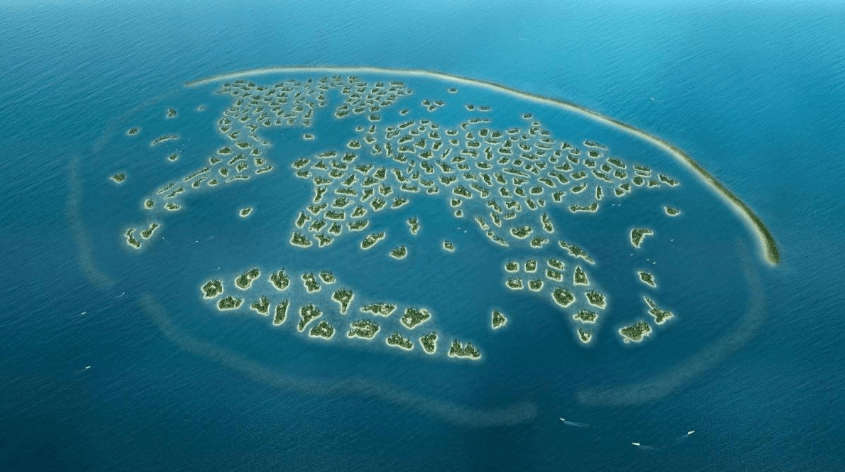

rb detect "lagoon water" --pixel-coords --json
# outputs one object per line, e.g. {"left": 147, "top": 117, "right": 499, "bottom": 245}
{"left": 2, "top": 1, "right": 844, "bottom": 471}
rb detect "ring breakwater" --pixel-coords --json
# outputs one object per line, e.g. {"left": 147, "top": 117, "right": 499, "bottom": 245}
{"left": 70, "top": 67, "right": 773, "bottom": 424}
{"left": 576, "top": 242, "right": 766, "bottom": 406}
{"left": 140, "top": 293, "right": 538, "bottom": 427}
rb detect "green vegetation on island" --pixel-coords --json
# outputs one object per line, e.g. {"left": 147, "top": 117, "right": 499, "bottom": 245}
{"left": 506, "top": 277, "right": 524, "bottom": 290}
{"left": 637, "top": 270, "right": 656, "bottom": 287}
{"left": 239, "top": 207, "right": 252, "bottom": 217}
{"left": 545, "top": 268, "right": 563, "bottom": 281}
{"left": 296, "top": 212, "right": 311, "bottom": 228}
{"left": 443, "top": 240, "right": 455, "bottom": 251}
{"left": 217, "top": 295, "right": 243, "bottom": 311}
{"left": 448, "top": 339, "right": 481, "bottom": 359}
{"left": 140, "top": 222, "right": 160, "bottom": 239}
{"left": 125, "top": 228, "right": 141, "bottom": 249}
{"left": 269, "top": 269, "right": 290, "bottom": 290}
{"left": 309, "top": 320, "right": 335, "bottom": 339}
{"left": 574, "top": 266, "right": 589, "bottom": 285}
{"left": 558, "top": 240, "right": 594, "bottom": 264}
{"left": 361, "top": 232, "right": 386, "bottom": 250}
{"left": 111, "top": 173, "right": 126, "bottom": 184}
{"left": 552, "top": 287, "right": 575, "bottom": 307}
{"left": 492, "top": 310, "right": 507, "bottom": 329}
{"left": 658, "top": 174, "right": 678, "bottom": 186}
{"left": 420, "top": 331, "right": 438, "bottom": 354}
{"left": 291, "top": 232, "right": 312, "bottom": 247}
{"left": 361, "top": 302, "right": 396, "bottom": 317}
{"left": 547, "top": 258, "right": 565, "bottom": 270}
{"left": 619, "top": 321, "right": 652, "bottom": 342}
{"left": 530, "top": 236, "right": 549, "bottom": 248}
{"left": 386, "top": 332, "right": 414, "bottom": 350}
{"left": 319, "top": 271, "right": 336, "bottom": 284}
{"left": 235, "top": 268, "right": 260, "bottom": 290}
{"left": 250, "top": 295, "right": 270, "bottom": 315}
{"left": 331, "top": 289, "right": 354, "bottom": 314}
{"left": 201, "top": 280, "right": 224, "bottom": 298}
{"left": 348, "top": 219, "right": 369, "bottom": 231}
{"left": 510, "top": 226, "right": 533, "bottom": 239}
{"left": 273, "top": 300, "right": 289, "bottom": 325}
{"left": 525, "top": 259, "right": 537, "bottom": 272}
{"left": 630, "top": 228, "right": 654, "bottom": 248}
{"left": 585, "top": 290, "right": 607, "bottom": 308}
{"left": 569, "top": 203, "right": 598, "bottom": 213}
{"left": 505, "top": 261, "right": 519, "bottom": 272}
{"left": 577, "top": 328, "right": 593, "bottom": 343}
{"left": 573, "top": 309, "right": 598, "bottom": 323}
{"left": 297, "top": 304, "right": 323, "bottom": 331}
{"left": 325, "top": 210, "right": 345, "bottom": 220}
{"left": 664, "top": 206, "right": 681, "bottom": 216}
{"left": 151, "top": 134, "right": 179, "bottom": 146}
{"left": 407, "top": 217, "right": 420, "bottom": 235}
{"left": 401, "top": 307, "right": 431, "bottom": 329}
{"left": 644, "top": 297, "right": 674, "bottom": 324}
{"left": 390, "top": 245, "right": 408, "bottom": 259}
{"left": 301, "top": 272, "right": 321, "bottom": 292}
{"left": 348, "top": 319, "right": 380, "bottom": 339}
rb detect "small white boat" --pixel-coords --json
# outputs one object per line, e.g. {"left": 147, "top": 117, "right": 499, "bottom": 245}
{"left": 632, "top": 442, "right": 640, "bottom": 446}
{"left": 688, "top": 430, "right": 695, "bottom": 435}
{"left": 559, "top": 418, "right": 565, "bottom": 422}
{"left": 85, "top": 366, "right": 91, "bottom": 370}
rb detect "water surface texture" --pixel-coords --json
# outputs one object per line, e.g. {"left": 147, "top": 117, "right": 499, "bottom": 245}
{"left": 1, "top": 1, "right": 844, "bottom": 471}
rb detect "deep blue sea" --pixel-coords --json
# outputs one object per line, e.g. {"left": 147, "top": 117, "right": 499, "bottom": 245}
{"left": 1, "top": 1, "right": 844, "bottom": 471}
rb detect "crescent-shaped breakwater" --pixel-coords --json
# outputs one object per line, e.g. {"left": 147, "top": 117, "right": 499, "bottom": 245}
{"left": 140, "top": 293, "right": 537, "bottom": 427}
{"left": 187, "top": 67, "right": 779, "bottom": 265}
{"left": 576, "top": 242, "right": 766, "bottom": 405}
{"left": 67, "top": 157, "right": 116, "bottom": 289}
{"left": 64, "top": 66, "right": 775, "bottom": 418}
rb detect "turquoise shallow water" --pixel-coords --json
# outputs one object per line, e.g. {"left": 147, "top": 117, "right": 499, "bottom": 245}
{"left": 1, "top": 1, "right": 844, "bottom": 471}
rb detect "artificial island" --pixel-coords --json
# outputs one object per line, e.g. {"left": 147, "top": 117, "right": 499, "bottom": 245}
{"left": 109, "top": 67, "right": 781, "bottom": 366}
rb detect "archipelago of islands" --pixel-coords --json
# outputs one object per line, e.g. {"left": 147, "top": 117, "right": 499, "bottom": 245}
{"left": 108, "top": 67, "right": 779, "bottom": 362}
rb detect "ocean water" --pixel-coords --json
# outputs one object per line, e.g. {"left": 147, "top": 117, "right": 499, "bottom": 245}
{"left": 1, "top": 1, "right": 844, "bottom": 471}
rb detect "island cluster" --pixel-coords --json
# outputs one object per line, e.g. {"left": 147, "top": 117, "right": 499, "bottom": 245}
{"left": 113, "top": 71, "right": 690, "bottom": 348}
{"left": 199, "top": 266, "right": 483, "bottom": 360}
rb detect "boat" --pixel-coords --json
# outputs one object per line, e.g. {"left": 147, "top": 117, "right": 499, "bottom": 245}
{"left": 632, "top": 442, "right": 640, "bottom": 446}
{"left": 688, "top": 430, "right": 695, "bottom": 435}
{"left": 559, "top": 418, "right": 565, "bottom": 422}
